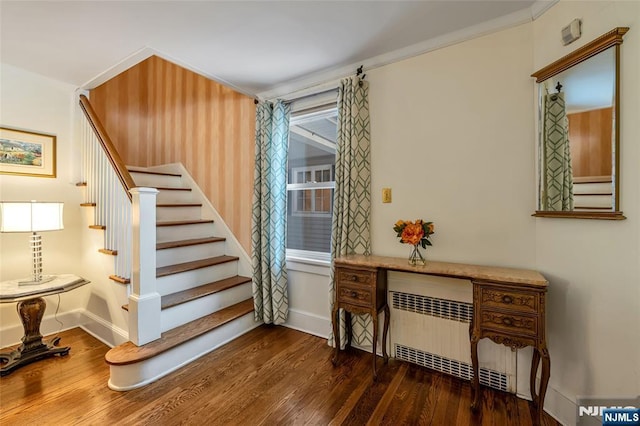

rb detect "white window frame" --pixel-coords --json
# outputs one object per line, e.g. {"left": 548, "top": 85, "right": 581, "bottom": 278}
{"left": 285, "top": 94, "right": 338, "bottom": 261}
{"left": 289, "top": 164, "right": 335, "bottom": 217}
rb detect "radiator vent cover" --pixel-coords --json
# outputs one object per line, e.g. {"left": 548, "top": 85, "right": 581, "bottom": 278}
{"left": 391, "top": 290, "right": 473, "bottom": 323}
{"left": 395, "top": 344, "right": 508, "bottom": 392}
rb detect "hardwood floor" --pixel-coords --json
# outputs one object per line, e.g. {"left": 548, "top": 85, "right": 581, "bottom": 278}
{"left": 0, "top": 326, "right": 560, "bottom": 425}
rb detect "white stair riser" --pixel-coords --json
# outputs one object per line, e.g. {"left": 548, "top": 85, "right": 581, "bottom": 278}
{"left": 108, "top": 312, "right": 260, "bottom": 391}
{"left": 156, "top": 189, "right": 194, "bottom": 204}
{"left": 156, "top": 205, "right": 202, "bottom": 221}
{"left": 157, "top": 223, "right": 215, "bottom": 243}
{"left": 156, "top": 241, "right": 226, "bottom": 268}
{"left": 129, "top": 173, "right": 182, "bottom": 188}
{"left": 160, "top": 283, "right": 252, "bottom": 331}
{"left": 156, "top": 261, "right": 238, "bottom": 296}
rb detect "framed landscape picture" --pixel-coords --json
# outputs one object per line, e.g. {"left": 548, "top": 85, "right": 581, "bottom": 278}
{"left": 0, "top": 127, "right": 56, "bottom": 178}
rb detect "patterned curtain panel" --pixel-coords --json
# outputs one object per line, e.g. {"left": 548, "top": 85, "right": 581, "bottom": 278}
{"left": 542, "top": 92, "right": 574, "bottom": 211}
{"left": 251, "top": 100, "right": 291, "bottom": 325}
{"left": 329, "top": 76, "right": 372, "bottom": 349}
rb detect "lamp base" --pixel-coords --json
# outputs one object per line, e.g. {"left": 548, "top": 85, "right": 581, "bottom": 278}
{"left": 18, "top": 275, "right": 56, "bottom": 286}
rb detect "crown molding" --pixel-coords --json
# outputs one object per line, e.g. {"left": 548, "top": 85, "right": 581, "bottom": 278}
{"left": 80, "top": 46, "right": 254, "bottom": 98}
{"left": 80, "top": 1, "right": 558, "bottom": 99}
{"left": 258, "top": 0, "right": 559, "bottom": 100}
{"left": 80, "top": 46, "right": 155, "bottom": 90}
{"left": 531, "top": 0, "right": 559, "bottom": 20}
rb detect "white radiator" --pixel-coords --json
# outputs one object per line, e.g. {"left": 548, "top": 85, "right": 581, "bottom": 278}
{"left": 388, "top": 271, "right": 517, "bottom": 393}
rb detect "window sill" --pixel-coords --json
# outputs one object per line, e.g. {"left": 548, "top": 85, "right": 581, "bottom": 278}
{"left": 286, "top": 249, "right": 331, "bottom": 276}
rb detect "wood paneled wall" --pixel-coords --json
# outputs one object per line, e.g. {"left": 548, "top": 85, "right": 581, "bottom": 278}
{"left": 568, "top": 107, "right": 612, "bottom": 178}
{"left": 91, "top": 56, "right": 256, "bottom": 253}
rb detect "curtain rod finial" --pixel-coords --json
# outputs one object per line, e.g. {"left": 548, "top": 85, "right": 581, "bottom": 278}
{"left": 555, "top": 82, "right": 563, "bottom": 93}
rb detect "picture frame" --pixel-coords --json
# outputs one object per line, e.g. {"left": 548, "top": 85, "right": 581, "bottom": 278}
{"left": 0, "top": 127, "right": 57, "bottom": 178}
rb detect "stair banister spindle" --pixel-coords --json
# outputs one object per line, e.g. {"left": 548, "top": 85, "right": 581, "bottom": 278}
{"left": 78, "top": 95, "right": 135, "bottom": 282}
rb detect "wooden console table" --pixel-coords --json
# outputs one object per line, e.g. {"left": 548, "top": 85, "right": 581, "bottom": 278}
{"left": 333, "top": 254, "right": 549, "bottom": 425}
{"left": 0, "top": 274, "right": 90, "bottom": 376}
{"left": 331, "top": 261, "right": 389, "bottom": 379}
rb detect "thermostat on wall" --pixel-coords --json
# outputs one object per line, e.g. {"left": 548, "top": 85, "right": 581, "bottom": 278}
{"left": 562, "top": 19, "right": 582, "bottom": 45}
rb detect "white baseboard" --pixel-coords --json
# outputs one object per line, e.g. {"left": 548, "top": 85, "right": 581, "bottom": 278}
{"left": 79, "top": 310, "right": 129, "bottom": 348}
{"left": 539, "top": 382, "right": 575, "bottom": 426}
{"left": 283, "top": 308, "right": 331, "bottom": 339}
{"left": 0, "top": 309, "right": 84, "bottom": 348}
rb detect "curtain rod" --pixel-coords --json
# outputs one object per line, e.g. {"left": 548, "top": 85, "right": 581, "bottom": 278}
{"left": 256, "top": 87, "right": 338, "bottom": 105}
{"left": 259, "top": 65, "right": 364, "bottom": 104}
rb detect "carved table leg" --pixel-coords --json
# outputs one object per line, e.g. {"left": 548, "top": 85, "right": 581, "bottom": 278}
{"left": 382, "top": 304, "right": 390, "bottom": 364}
{"left": 536, "top": 347, "right": 551, "bottom": 425}
{"left": 372, "top": 311, "right": 378, "bottom": 380}
{"left": 331, "top": 306, "right": 340, "bottom": 366}
{"left": 0, "top": 297, "right": 70, "bottom": 376}
{"left": 470, "top": 330, "right": 481, "bottom": 411}
{"left": 530, "top": 347, "right": 541, "bottom": 405}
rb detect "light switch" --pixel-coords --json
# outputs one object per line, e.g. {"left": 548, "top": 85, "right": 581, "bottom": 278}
{"left": 382, "top": 188, "right": 392, "bottom": 203}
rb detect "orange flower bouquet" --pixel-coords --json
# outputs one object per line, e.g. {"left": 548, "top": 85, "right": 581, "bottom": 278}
{"left": 393, "top": 219, "right": 434, "bottom": 265}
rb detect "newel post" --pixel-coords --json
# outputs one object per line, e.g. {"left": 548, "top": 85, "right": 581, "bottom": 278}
{"left": 128, "top": 187, "right": 161, "bottom": 345}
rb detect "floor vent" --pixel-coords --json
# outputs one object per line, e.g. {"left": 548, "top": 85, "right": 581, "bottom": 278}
{"left": 395, "top": 344, "right": 508, "bottom": 392}
{"left": 391, "top": 291, "right": 473, "bottom": 323}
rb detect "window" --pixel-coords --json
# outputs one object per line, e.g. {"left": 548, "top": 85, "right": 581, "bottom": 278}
{"left": 286, "top": 106, "right": 337, "bottom": 255}
{"left": 290, "top": 164, "right": 334, "bottom": 216}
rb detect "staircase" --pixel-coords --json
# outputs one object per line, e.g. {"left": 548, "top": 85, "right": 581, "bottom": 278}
{"left": 99, "top": 165, "right": 258, "bottom": 390}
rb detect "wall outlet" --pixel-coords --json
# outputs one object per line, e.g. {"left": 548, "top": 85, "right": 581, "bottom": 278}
{"left": 382, "top": 188, "right": 392, "bottom": 203}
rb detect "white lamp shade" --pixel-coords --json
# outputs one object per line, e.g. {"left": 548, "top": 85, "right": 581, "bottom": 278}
{"left": 0, "top": 201, "right": 64, "bottom": 232}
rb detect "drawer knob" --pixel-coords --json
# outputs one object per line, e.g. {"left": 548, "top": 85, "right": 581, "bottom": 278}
{"left": 350, "top": 275, "right": 358, "bottom": 282}
{"left": 350, "top": 291, "right": 358, "bottom": 298}
{"left": 502, "top": 317, "right": 513, "bottom": 326}
{"left": 502, "top": 295, "right": 513, "bottom": 304}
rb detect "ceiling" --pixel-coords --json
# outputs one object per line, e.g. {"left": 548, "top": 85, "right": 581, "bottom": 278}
{"left": 0, "top": 1, "right": 551, "bottom": 98}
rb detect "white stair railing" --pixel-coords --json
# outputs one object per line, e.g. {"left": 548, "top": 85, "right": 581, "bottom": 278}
{"left": 79, "top": 108, "right": 133, "bottom": 280}
{"left": 79, "top": 95, "right": 161, "bottom": 345}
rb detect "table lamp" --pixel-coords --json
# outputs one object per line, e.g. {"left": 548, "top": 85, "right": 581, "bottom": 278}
{"left": 0, "top": 201, "right": 64, "bottom": 285}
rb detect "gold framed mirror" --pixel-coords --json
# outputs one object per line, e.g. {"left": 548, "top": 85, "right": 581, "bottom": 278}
{"left": 532, "top": 27, "right": 628, "bottom": 220}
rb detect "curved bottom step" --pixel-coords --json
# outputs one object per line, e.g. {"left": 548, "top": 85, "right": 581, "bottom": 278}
{"left": 107, "top": 300, "right": 259, "bottom": 391}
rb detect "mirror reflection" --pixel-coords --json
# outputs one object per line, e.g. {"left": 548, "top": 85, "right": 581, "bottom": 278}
{"left": 538, "top": 48, "right": 615, "bottom": 212}
{"left": 532, "top": 27, "right": 628, "bottom": 220}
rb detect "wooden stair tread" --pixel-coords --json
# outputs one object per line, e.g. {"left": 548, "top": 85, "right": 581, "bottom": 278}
{"left": 122, "top": 275, "right": 252, "bottom": 311}
{"left": 156, "top": 219, "right": 214, "bottom": 227}
{"left": 80, "top": 202, "right": 96, "bottom": 207}
{"left": 105, "top": 298, "right": 254, "bottom": 365}
{"left": 156, "top": 255, "right": 239, "bottom": 277}
{"left": 89, "top": 225, "right": 106, "bottom": 230}
{"left": 162, "top": 276, "right": 252, "bottom": 309}
{"left": 156, "top": 237, "right": 225, "bottom": 250}
{"left": 128, "top": 169, "right": 182, "bottom": 177}
{"left": 76, "top": 182, "right": 87, "bottom": 187}
{"left": 109, "top": 275, "right": 130, "bottom": 284}
{"left": 574, "top": 192, "right": 613, "bottom": 196}
{"left": 156, "top": 203, "right": 203, "bottom": 208}
{"left": 99, "top": 248, "right": 117, "bottom": 256}
{"left": 153, "top": 186, "right": 192, "bottom": 191}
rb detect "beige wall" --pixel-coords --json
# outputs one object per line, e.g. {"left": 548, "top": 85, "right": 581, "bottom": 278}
{"left": 363, "top": 3, "right": 639, "bottom": 423}
{"left": 90, "top": 56, "right": 256, "bottom": 253}
{"left": 532, "top": 1, "right": 640, "bottom": 423}
{"left": 0, "top": 64, "right": 89, "bottom": 344}
{"left": 368, "top": 24, "right": 536, "bottom": 267}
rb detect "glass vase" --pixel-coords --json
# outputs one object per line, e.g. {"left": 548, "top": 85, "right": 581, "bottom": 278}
{"left": 408, "top": 244, "right": 426, "bottom": 266}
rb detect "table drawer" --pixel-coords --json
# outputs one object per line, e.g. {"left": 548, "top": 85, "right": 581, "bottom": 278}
{"left": 480, "top": 309, "right": 537, "bottom": 336}
{"left": 338, "top": 285, "right": 373, "bottom": 307}
{"left": 480, "top": 287, "right": 538, "bottom": 314}
{"left": 337, "top": 269, "right": 374, "bottom": 287}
